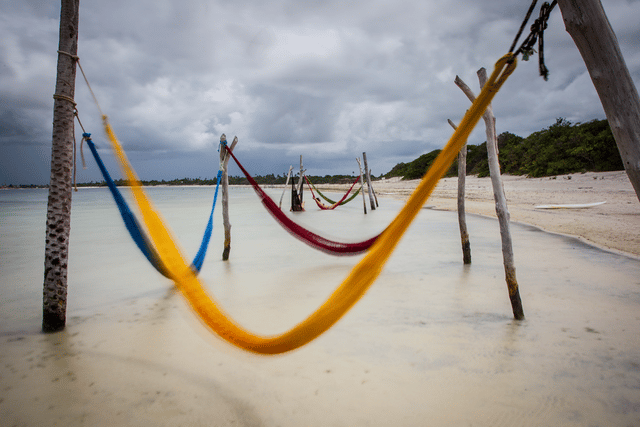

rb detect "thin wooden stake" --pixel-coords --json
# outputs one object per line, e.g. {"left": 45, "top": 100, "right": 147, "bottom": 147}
{"left": 43, "top": 0, "right": 80, "bottom": 333}
{"left": 448, "top": 119, "right": 471, "bottom": 265}
{"left": 279, "top": 166, "right": 293, "bottom": 209}
{"left": 220, "top": 135, "right": 238, "bottom": 261}
{"left": 297, "top": 155, "right": 304, "bottom": 206}
{"left": 356, "top": 157, "right": 367, "bottom": 214}
{"left": 363, "top": 152, "right": 376, "bottom": 211}
{"left": 455, "top": 72, "right": 524, "bottom": 320}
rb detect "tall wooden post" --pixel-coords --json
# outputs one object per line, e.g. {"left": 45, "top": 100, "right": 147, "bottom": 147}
{"left": 291, "top": 156, "right": 305, "bottom": 211}
{"left": 455, "top": 72, "right": 525, "bottom": 320}
{"left": 448, "top": 119, "right": 471, "bottom": 264}
{"left": 362, "top": 152, "right": 376, "bottom": 210}
{"left": 220, "top": 135, "right": 238, "bottom": 261}
{"left": 43, "top": 0, "right": 80, "bottom": 333}
{"left": 556, "top": 0, "right": 640, "bottom": 203}
{"left": 356, "top": 157, "right": 367, "bottom": 214}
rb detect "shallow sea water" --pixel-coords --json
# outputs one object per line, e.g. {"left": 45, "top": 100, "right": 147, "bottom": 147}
{"left": 1, "top": 186, "right": 640, "bottom": 426}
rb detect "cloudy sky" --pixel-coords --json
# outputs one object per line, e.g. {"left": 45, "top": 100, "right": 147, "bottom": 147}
{"left": 1, "top": 0, "right": 639, "bottom": 185}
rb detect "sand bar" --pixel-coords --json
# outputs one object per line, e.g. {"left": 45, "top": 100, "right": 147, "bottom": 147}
{"left": 323, "top": 170, "right": 640, "bottom": 257}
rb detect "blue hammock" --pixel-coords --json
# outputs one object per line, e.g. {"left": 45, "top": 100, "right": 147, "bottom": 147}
{"left": 83, "top": 133, "right": 220, "bottom": 277}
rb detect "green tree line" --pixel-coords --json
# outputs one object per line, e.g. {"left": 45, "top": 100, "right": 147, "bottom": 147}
{"left": 70, "top": 173, "right": 359, "bottom": 188}
{"left": 384, "top": 118, "right": 623, "bottom": 180}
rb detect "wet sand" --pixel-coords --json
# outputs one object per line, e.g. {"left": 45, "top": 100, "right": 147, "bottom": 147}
{"left": 2, "top": 178, "right": 640, "bottom": 426}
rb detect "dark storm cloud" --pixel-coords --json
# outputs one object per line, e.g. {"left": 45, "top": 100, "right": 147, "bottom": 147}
{"left": 1, "top": 0, "right": 639, "bottom": 185}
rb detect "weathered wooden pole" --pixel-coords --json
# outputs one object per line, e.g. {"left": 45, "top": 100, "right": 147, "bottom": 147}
{"left": 371, "top": 183, "right": 379, "bottom": 208}
{"left": 291, "top": 175, "right": 299, "bottom": 211}
{"left": 279, "top": 166, "right": 293, "bottom": 209}
{"left": 557, "top": 0, "right": 640, "bottom": 203}
{"left": 356, "top": 157, "right": 367, "bottom": 214}
{"left": 448, "top": 118, "right": 471, "bottom": 264}
{"left": 219, "top": 134, "right": 238, "bottom": 261}
{"left": 362, "top": 152, "right": 376, "bottom": 211}
{"left": 291, "top": 156, "right": 305, "bottom": 211}
{"left": 297, "top": 155, "right": 304, "bottom": 206}
{"left": 455, "top": 71, "right": 525, "bottom": 320}
{"left": 42, "top": 0, "right": 80, "bottom": 333}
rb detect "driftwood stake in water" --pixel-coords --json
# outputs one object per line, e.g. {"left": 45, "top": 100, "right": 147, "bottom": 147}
{"left": 279, "top": 166, "right": 293, "bottom": 209}
{"left": 448, "top": 119, "right": 471, "bottom": 264}
{"left": 556, "top": 0, "right": 640, "bottom": 203}
{"left": 43, "top": 0, "right": 80, "bottom": 332}
{"left": 220, "top": 135, "right": 238, "bottom": 261}
{"left": 291, "top": 156, "right": 305, "bottom": 211}
{"left": 356, "top": 157, "right": 367, "bottom": 214}
{"left": 297, "top": 155, "right": 304, "bottom": 206}
{"left": 363, "top": 152, "right": 376, "bottom": 210}
{"left": 455, "top": 71, "right": 525, "bottom": 320}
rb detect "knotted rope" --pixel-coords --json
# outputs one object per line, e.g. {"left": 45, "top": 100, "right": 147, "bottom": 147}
{"left": 509, "top": 0, "right": 558, "bottom": 80}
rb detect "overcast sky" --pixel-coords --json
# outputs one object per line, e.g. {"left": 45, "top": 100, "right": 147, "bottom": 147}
{"left": 1, "top": 0, "right": 639, "bottom": 185}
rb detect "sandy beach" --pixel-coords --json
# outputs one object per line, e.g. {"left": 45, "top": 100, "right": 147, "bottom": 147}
{"left": 2, "top": 175, "right": 640, "bottom": 426}
{"left": 324, "top": 170, "right": 640, "bottom": 257}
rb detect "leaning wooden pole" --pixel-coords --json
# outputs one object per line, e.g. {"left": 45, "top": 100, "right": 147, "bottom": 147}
{"left": 455, "top": 72, "right": 524, "bottom": 320}
{"left": 557, "top": 0, "right": 640, "bottom": 203}
{"left": 356, "top": 157, "right": 367, "bottom": 214}
{"left": 297, "top": 155, "right": 304, "bottom": 206}
{"left": 448, "top": 119, "right": 471, "bottom": 265}
{"left": 362, "top": 152, "right": 376, "bottom": 211}
{"left": 43, "top": 0, "right": 80, "bottom": 333}
{"left": 220, "top": 134, "right": 238, "bottom": 261}
{"left": 279, "top": 166, "right": 293, "bottom": 209}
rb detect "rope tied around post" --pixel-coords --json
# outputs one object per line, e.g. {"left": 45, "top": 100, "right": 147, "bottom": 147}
{"left": 218, "top": 134, "right": 228, "bottom": 172}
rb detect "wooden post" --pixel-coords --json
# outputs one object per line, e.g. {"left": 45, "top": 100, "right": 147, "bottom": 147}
{"left": 219, "top": 134, "right": 238, "bottom": 261}
{"left": 448, "top": 119, "right": 471, "bottom": 265}
{"left": 371, "top": 184, "right": 379, "bottom": 208}
{"left": 455, "top": 72, "right": 525, "bottom": 320}
{"left": 279, "top": 166, "right": 293, "bottom": 209}
{"left": 556, "top": 0, "right": 640, "bottom": 203}
{"left": 291, "top": 174, "right": 303, "bottom": 211}
{"left": 363, "top": 152, "right": 376, "bottom": 210}
{"left": 356, "top": 157, "right": 367, "bottom": 214}
{"left": 297, "top": 155, "right": 304, "bottom": 206}
{"left": 43, "top": 0, "right": 80, "bottom": 333}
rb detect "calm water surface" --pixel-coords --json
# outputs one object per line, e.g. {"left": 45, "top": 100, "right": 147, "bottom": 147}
{"left": 2, "top": 185, "right": 640, "bottom": 425}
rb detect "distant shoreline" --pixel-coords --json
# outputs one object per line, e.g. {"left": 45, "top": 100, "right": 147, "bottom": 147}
{"left": 4, "top": 171, "right": 637, "bottom": 257}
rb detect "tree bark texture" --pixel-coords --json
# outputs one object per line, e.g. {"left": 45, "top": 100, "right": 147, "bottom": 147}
{"left": 455, "top": 72, "right": 525, "bottom": 320}
{"left": 448, "top": 119, "right": 471, "bottom": 265}
{"left": 43, "top": 0, "right": 80, "bottom": 333}
{"left": 557, "top": 0, "right": 640, "bottom": 202}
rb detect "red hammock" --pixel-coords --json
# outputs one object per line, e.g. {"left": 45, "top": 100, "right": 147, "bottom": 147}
{"left": 304, "top": 175, "right": 361, "bottom": 210}
{"left": 224, "top": 146, "right": 381, "bottom": 255}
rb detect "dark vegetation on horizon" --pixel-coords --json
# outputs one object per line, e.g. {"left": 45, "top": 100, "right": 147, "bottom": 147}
{"left": 385, "top": 118, "right": 623, "bottom": 180}
{"left": 3, "top": 118, "right": 623, "bottom": 189}
{"left": 65, "top": 174, "right": 359, "bottom": 188}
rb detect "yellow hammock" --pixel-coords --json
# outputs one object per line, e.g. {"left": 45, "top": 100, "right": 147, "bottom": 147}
{"left": 103, "top": 54, "right": 517, "bottom": 355}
